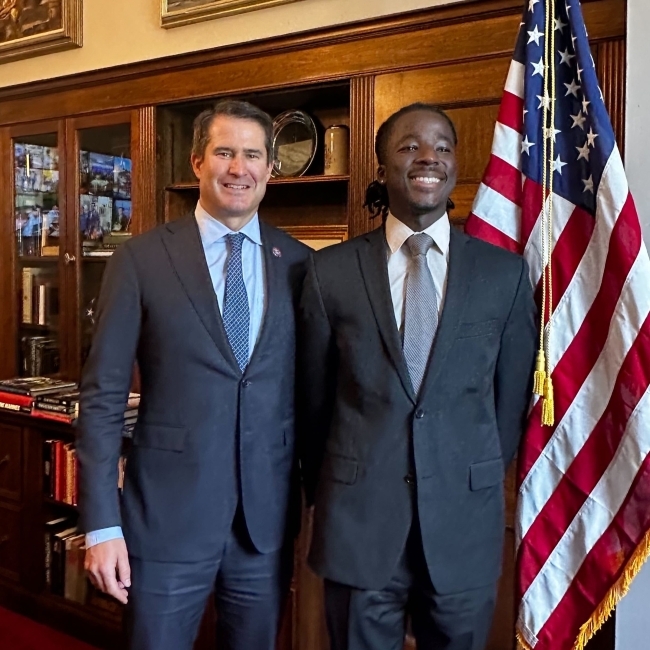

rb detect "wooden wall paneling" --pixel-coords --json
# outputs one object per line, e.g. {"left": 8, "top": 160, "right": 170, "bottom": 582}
{"left": 0, "top": 0, "right": 624, "bottom": 127}
{"left": 375, "top": 60, "right": 507, "bottom": 223}
{"left": 0, "top": 128, "right": 14, "bottom": 379}
{"left": 349, "top": 76, "right": 376, "bottom": 238}
{"left": 597, "top": 38, "right": 626, "bottom": 156}
{"left": 133, "top": 107, "right": 158, "bottom": 234}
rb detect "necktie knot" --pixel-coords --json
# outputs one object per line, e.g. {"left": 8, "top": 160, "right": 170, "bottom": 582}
{"left": 406, "top": 233, "right": 434, "bottom": 258}
{"left": 227, "top": 232, "right": 245, "bottom": 253}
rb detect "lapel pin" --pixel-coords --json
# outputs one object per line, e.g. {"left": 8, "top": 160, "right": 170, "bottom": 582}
{"left": 272, "top": 247, "right": 282, "bottom": 258}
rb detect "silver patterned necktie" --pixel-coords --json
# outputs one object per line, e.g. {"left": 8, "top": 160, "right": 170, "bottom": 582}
{"left": 402, "top": 233, "right": 439, "bottom": 395}
{"left": 223, "top": 232, "right": 250, "bottom": 372}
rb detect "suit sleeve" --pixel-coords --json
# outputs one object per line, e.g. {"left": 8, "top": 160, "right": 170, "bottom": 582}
{"left": 495, "top": 257, "right": 537, "bottom": 467}
{"left": 297, "top": 254, "right": 336, "bottom": 506}
{"left": 76, "top": 244, "right": 142, "bottom": 533}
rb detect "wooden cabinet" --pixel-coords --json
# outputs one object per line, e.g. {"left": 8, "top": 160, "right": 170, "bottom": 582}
{"left": 0, "top": 0, "right": 625, "bottom": 648}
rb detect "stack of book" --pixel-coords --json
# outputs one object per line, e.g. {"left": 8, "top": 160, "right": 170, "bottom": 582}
{"left": 44, "top": 440, "right": 79, "bottom": 505}
{"left": 0, "top": 377, "right": 77, "bottom": 415}
{"left": 0, "top": 377, "right": 139, "bottom": 432}
{"left": 21, "top": 335, "right": 60, "bottom": 376}
{"left": 33, "top": 389, "right": 79, "bottom": 423}
{"left": 44, "top": 516, "right": 87, "bottom": 603}
{"left": 21, "top": 268, "right": 59, "bottom": 326}
{"left": 44, "top": 443, "right": 128, "bottom": 506}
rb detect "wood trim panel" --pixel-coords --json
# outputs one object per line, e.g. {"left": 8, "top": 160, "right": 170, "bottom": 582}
{"left": 597, "top": 38, "right": 626, "bottom": 155}
{"left": 0, "top": 0, "right": 583, "bottom": 101}
{"left": 0, "top": 0, "right": 625, "bottom": 127}
{"left": 349, "top": 76, "right": 376, "bottom": 239}
{"left": 0, "top": 128, "right": 13, "bottom": 379}
{"left": 133, "top": 107, "right": 158, "bottom": 234}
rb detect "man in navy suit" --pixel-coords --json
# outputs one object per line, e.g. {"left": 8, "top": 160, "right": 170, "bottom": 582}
{"left": 77, "top": 100, "right": 310, "bottom": 650}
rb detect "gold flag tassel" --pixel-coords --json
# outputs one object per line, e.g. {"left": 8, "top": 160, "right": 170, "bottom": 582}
{"left": 533, "top": 349, "right": 546, "bottom": 396}
{"left": 542, "top": 375, "right": 554, "bottom": 426}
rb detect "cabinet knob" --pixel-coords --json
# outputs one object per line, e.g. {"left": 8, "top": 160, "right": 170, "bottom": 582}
{"left": 0, "top": 455, "right": 9, "bottom": 467}
{"left": 64, "top": 252, "right": 76, "bottom": 265}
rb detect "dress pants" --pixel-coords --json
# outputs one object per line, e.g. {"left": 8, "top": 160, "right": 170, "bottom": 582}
{"left": 125, "top": 511, "right": 292, "bottom": 650}
{"left": 324, "top": 521, "right": 497, "bottom": 650}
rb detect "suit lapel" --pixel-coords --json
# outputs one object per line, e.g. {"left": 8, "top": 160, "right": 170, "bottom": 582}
{"left": 358, "top": 227, "right": 416, "bottom": 404}
{"left": 248, "top": 221, "right": 282, "bottom": 367}
{"left": 161, "top": 215, "right": 240, "bottom": 374}
{"left": 419, "top": 227, "right": 475, "bottom": 399}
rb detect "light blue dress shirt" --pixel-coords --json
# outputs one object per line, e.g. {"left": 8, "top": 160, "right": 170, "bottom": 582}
{"left": 86, "top": 203, "right": 266, "bottom": 548}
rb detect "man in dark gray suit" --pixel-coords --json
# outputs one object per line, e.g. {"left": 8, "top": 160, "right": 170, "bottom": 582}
{"left": 77, "top": 100, "right": 309, "bottom": 650}
{"left": 298, "top": 103, "right": 537, "bottom": 650}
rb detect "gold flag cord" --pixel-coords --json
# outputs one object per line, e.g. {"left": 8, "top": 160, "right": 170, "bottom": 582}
{"left": 532, "top": 0, "right": 556, "bottom": 426}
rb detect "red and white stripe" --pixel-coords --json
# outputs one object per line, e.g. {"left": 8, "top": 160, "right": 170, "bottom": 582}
{"left": 466, "top": 60, "right": 650, "bottom": 650}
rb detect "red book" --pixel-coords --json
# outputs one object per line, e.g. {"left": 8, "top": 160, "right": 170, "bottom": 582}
{"left": 31, "top": 409, "right": 74, "bottom": 424}
{"left": 53, "top": 441, "right": 66, "bottom": 501}
{"left": 0, "top": 391, "right": 33, "bottom": 407}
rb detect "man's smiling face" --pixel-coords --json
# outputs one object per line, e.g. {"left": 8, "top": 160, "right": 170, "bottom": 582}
{"left": 378, "top": 109, "right": 458, "bottom": 226}
{"left": 191, "top": 114, "right": 273, "bottom": 222}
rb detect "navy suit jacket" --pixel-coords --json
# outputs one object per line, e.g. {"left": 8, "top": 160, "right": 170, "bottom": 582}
{"left": 77, "top": 215, "right": 310, "bottom": 561}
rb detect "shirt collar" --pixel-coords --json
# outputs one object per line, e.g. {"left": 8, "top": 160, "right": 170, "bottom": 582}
{"left": 194, "top": 201, "right": 262, "bottom": 247}
{"left": 385, "top": 211, "right": 450, "bottom": 257}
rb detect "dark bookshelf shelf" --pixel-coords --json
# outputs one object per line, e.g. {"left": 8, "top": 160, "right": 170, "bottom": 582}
{"left": 41, "top": 591, "right": 122, "bottom": 627}
{"left": 82, "top": 255, "right": 112, "bottom": 262}
{"left": 19, "top": 323, "right": 59, "bottom": 333}
{"left": 165, "top": 174, "right": 350, "bottom": 191}
{"left": 44, "top": 497, "right": 78, "bottom": 511}
{"left": 17, "top": 256, "right": 59, "bottom": 265}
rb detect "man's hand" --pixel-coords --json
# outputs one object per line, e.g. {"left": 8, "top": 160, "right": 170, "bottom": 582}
{"left": 85, "top": 538, "right": 131, "bottom": 604}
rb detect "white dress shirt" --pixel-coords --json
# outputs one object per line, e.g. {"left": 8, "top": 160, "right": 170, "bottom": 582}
{"left": 385, "top": 211, "right": 451, "bottom": 331}
{"left": 86, "top": 202, "right": 267, "bottom": 548}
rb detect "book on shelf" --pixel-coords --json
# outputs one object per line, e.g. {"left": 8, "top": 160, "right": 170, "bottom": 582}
{"left": 51, "top": 526, "right": 80, "bottom": 597}
{"left": 0, "top": 377, "right": 77, "bottom": 396}
{"left": 0, "top": 391, "right": 34, "bottom": 408}
{"left": 20, "top": 336, "right": 60, "bottom": 377}
{"left": 64, "top": 534, "right": 87, "bottom": 604}
{"left": 39, "top": 390, "right": 80, "bottom": 407}
{"left": 44, "top": 516, "right": 75, "bottom": 591}
{"left": 21, "top": 268, "right": 59, "bottom": 326}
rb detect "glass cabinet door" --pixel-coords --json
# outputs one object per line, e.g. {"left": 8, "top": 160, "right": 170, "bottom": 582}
{"left": 74, "top": 120, "right": 133, "bottom": 367}
{"left": 12, "top": 130, "right": 62, "bottom": 377}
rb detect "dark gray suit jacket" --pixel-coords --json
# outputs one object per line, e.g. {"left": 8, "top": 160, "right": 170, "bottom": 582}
{"left": 298, "top": 225, "right": 537, "bottom": 594}
{"left": 77, "top": 215, "right": 310, "bottom": 561}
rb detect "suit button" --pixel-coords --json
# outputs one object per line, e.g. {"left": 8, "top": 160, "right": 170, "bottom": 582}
{"left": 404, "top": 474, "right": 415, "bottom": 486}
{"left": 242, "top": 380, "right": 251, "bottom": 388}
{"left": 415, "top": 409, "right": 425, "bottom": 419}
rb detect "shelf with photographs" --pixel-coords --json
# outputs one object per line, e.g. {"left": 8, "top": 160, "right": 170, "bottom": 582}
{"left": 157, "top": 81, "right": 351, "bottom": 226}
{"left": 12, "top": 133, "right": 62, "bottom": 380}
{"left": 76, "top": 123, "right": 134, "bottom": 366}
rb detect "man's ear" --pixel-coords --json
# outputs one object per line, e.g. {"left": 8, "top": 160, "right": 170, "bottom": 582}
{"left": 190, "top": 153, "right": 203, "bottom": 180}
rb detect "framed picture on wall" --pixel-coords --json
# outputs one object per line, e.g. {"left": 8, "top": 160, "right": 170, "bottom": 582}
{"left": 0, "top": 0, "right": 82, "bottom": 64}
{"left": 161, "top": 0, "right": 304, "bottom": 29}
{"left": 280, "top": 225, "right": 348, "bottom": 251}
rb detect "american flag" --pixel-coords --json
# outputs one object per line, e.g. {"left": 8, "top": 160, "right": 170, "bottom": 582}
{"left": 465, "top": 1, "right": 650, "bottom": 649}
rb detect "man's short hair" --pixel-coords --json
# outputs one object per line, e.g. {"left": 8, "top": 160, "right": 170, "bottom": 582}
{"left": 191, "top": 100, "right": 274, "bottom": 162}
